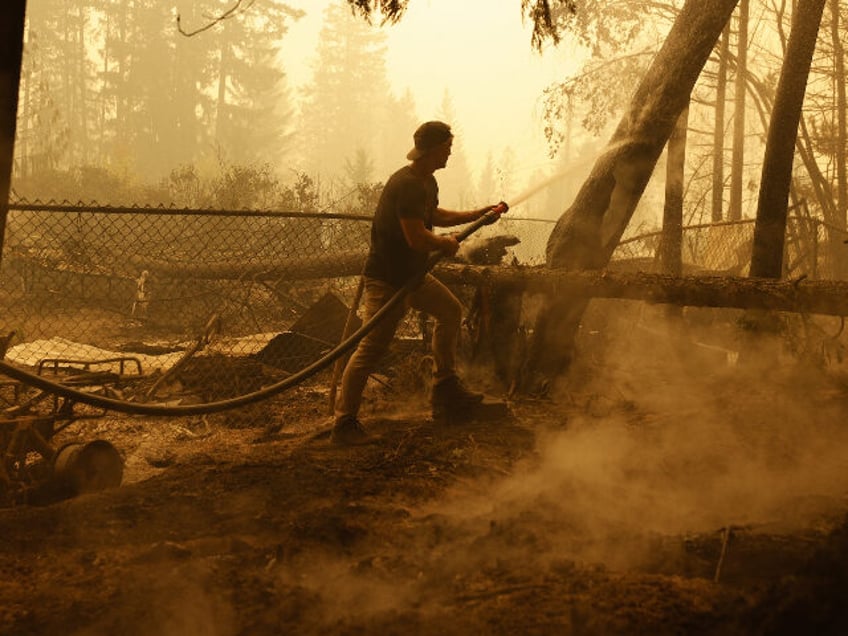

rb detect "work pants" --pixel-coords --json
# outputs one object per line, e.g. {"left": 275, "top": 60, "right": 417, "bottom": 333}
{"left": 334, "top": 274, "right": 462, "bottom": 420}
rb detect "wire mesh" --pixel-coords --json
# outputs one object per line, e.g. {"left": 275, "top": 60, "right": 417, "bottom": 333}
{"left": 613, "top": 216, "right": 847, "bottom": 280}
{"left": 0, "top": 202, "right": 377, "bottom": 406}
{"left": 1, "top": 201, "right": 847, "bottom": 418}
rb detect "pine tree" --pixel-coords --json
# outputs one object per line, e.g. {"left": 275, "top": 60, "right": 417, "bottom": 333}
{"left": 17, "top": 0, "right": 87, "bottom": 173}
{"left": 16, "top": 0, "right": 301, "bottom": 183}
{"left": 435, "top": 90, "right": 474, "bottom": 208}
{"left": 476, "top": 152, "right": 498, "bottom": 207}
{"left": 298, "top": 1, "right": 394, "bottom": 182}
{"left": 206, "top": 0, "right": 301, "bottom": 166}
{"left": 380, "top": 88, "right": 419, "bottom": 171}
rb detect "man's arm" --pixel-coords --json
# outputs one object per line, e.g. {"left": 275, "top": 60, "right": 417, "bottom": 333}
{"left": 399, "top": 217, "right": 460, "bottom": 256}
{"left": 400, "top": 201, "right": 509, "bottom": 257}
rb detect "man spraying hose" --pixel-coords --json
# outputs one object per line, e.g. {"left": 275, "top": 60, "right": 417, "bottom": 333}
{"left": 332, "top": 120, "right": 508, "bottom": 446}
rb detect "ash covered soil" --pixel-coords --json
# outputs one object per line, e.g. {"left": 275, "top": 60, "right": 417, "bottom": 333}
{"left": 3, "top": 308, "right": 848, "bottom": 635}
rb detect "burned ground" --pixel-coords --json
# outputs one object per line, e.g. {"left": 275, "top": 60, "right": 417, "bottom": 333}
{"left": 2, "top": 301, "right": 848, "bottom": 635}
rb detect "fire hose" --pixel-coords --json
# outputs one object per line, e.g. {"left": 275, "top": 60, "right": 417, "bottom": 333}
{"left": 0, "top": 203, "right": 508, "bottom": 417}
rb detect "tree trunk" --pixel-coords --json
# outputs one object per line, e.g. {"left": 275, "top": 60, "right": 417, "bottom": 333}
{"left": 115, "top": 4, "right": 127, "bottom": 155}
{"left": 523, "top": 0, "right": 740, "bottom": 391}
{"left": 712, "top": 23, "right": 730, "bottom": 223}
{"left": 437, "top": 264, "right": 848, "bottom": 317}
{"left": 18, "top": 11, "right": 31, "bottom": 180}
{"left": 215, "top": 28, "right": 230, "bottom": 146}
{"left": 737, "top": 48, "right": 839, "bottom": 238}
{"left": 830, "top": 0, "right": 847, "bottom": 276}
{"left": 99, "top": 11, "right": 110, "bottom": 166}
{"left": 749, "top": 0, "right": 827, "bottom": 279}
{"left": 728, "top": 0, "right": 749, "bottom": 221}
{"left": 661, "top": 105, "right": 689, "bottom": 278}
{"left": 722, "top": 61, "right": 841, "bottom": 278}
{"left": 0, "top": 1, "right": 27, "bottom": 262}
{"left": 76, "top": 6, "right": 89, "bottom": 165}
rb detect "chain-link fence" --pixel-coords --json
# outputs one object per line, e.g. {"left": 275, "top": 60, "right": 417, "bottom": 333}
{"left": 0, "top": 202, "right": 379, "bottom": 405}
{"left": 1, "top": 201, "right": 846, "bottom": 415}
{"left": 612, "top": 215, "right": 848, "bottom": 279}
{"left": 2, "top": 199, "right": 847, "bottom": 504}
{"left": 482, "top": 209, "right": 848, "bottom": 279}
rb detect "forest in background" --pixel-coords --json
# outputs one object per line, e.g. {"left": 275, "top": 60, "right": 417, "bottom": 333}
{"left": 8, "top": 0, "right": 848, "bottom": 240}
{"left": 11, "top": 0, "right": 479, "bottom": 213}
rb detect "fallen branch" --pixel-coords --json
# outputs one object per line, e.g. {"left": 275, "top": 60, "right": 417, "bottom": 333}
{"left": 177, "top": 0, "right": 254, "bottom": 37}
{"left": 146, "top": 314, "right": 221, "bottom": 399}
{"left": 435, "top": 264, "right": 848, "bottom": 317}
{"left": 714, "top": 525, "right": 732, "bottom": 583}
{"left": 118, "top": 252, "right": 848, "bottom": 318}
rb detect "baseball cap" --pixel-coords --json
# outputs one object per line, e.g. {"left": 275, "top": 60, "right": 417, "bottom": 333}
{"left": 406, "top": 121, "right": 453, "bottom": 160}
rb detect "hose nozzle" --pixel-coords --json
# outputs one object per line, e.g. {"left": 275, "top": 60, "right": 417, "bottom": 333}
{"left": 480, "top": 201, "right": 508, "bottom": 226}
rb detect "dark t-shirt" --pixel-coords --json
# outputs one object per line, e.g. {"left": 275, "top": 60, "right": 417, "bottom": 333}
{"left": 364, "top": 165, "right": 438, "bottom": 287}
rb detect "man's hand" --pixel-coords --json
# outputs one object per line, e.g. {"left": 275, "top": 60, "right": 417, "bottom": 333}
{"left": 438, "top": 234, "right": 461, "bottom": 256}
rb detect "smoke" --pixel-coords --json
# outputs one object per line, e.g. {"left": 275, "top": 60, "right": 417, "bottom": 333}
{"left": 269, "top": 306, "right": 848, "bottom": 629}
{"left": 498, "top": 400, "right": 848, "bottom": 537}
{"left": 418, "top": 305, "right": 848, "bottom": 572}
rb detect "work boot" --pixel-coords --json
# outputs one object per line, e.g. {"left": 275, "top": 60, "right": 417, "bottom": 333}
{"left": 331, "top": 415, "right": 371, "bottom": 446}
{"left": 431, "top": 375, "right": 484, "bottom": 422}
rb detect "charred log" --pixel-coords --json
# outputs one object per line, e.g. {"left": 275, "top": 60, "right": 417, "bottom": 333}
{"left": 437, "top": 264, "right": 848, "bottom": 318}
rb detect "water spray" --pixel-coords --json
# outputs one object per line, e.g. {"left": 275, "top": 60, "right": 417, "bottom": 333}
{"left": 504, "top": 136, "right": 648, "bottom": 212}
{"left": 506, "top": 171, "right": 572, "bottom": 209}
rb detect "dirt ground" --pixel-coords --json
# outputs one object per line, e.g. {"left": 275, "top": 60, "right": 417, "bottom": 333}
{"left": 3, "top": 304, "right": 848, "bottom": 635}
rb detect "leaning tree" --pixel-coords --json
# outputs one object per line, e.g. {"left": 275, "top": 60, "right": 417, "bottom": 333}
{"left": 522, "top": 0, "right": 741, "bottom": 391}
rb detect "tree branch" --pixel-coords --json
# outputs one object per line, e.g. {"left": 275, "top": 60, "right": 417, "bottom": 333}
{"left": 347, "top": 0, "right": 410, "bottom": 24}
{"left": 344, "top": 0, "right": 577, "bottom": 44}
{"left": 177, "top": 0, "right": 256, "bottom": 37}
{"left": 521, "top": 0, "right": 577, "bottom": 50}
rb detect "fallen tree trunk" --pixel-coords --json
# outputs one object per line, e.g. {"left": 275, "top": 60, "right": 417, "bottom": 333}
{"left": 122, "top": 253, "right": 848, "bottom": 317}
{"left": 127, "top": 251, "right": 366, "bottom": 281}
{"left": 436, "top": 263, "right": 848, "bottom": 317}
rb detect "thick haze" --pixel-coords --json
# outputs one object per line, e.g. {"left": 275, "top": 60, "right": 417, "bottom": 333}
{"left": 282, "top": 0, "right": 578, "bottom": 195}
{"left": 13, "top": 1, "right": 810, "bottom": 228}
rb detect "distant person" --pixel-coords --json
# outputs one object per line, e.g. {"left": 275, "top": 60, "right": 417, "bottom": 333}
{"left": 332, "top": 120, "right": 508, "bottom": 445}
{"left": 131, "top": 270, "right": 150, "bottom": 319}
